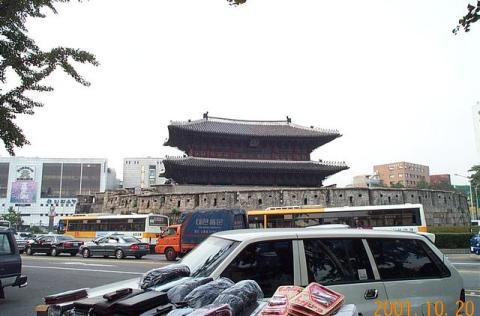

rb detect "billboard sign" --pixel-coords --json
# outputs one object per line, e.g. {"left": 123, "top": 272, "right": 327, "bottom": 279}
{"left": 10, "top": 181, "right": 37, "bottom": 204}
{"left": 10, "top": 165, "right": 37, "bottom": 204}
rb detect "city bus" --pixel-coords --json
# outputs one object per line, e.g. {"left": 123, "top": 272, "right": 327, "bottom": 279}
{"left": 248, "top": 203, "right": 428, "bottom": 233}
{"left": 57, "top": 214, "right": 169, "bottom": 247}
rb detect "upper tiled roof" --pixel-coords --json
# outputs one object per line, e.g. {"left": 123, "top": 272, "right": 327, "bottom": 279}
{"left": 166, "top": 116, "right": 341, "bottom": 139}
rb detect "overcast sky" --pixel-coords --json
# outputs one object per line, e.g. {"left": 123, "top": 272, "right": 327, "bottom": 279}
{"left": 4, "top": 0, "right": 480, "bottom": 186}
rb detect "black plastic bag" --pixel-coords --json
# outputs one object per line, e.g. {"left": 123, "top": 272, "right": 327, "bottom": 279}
{"left": 212, "top": 280, "right": 264, "bottom": 316}
{"left": 167, "top": 277, "right": 214, "bottom": 303}
{"left": 185, "top": 278, "right": 234, "bottom": 308}
{"left": 140, "top": 264, "right": 190, "bottom": 290}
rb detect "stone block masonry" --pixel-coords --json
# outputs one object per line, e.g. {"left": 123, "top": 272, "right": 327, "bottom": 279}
{"left": 87, "top": 186, "right": 470, "bottom": 227}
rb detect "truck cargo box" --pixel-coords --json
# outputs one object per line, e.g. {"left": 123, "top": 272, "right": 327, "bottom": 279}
{"left": 180, "top": 209, "right": 247, "bottom": 245}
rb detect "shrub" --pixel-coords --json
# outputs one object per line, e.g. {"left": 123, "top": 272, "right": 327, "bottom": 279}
{"left": 434, "top": 233, "right": 474, "bottom": 249}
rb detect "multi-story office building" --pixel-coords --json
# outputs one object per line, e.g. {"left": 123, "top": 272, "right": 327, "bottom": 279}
{"left": 374, "top": 162, "right": 429, "bottom": 188}
{"left": 0, "top": 157, "right": 110, "bottom": 226}
{"left": 123, "top": 158, "right": 166, "bottom": 189}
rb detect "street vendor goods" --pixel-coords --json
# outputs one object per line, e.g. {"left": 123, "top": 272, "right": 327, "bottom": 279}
{"left": 140, "top": 264, "right": 191, "bottom": 290}
{"left": 261, "top": 286, "right": 303, "bottom": 316}
{"left": 289, "top": 283, "right": 344, "bottom": 316}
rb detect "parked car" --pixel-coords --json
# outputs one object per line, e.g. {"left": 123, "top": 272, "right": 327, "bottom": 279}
{"left": 43, "top": 228, "right": 464, "bottom": 316}
{"left": 13, "top": 233, "right": 27, "bottom": 254}
{"left": 470, "top": 234, "right": 480, "bottom": 255}
{"left": 0, "top": 228, "right": 27, "bottom": 298}
{"left": 17, "top": 231, "right": 34, "bottom": 239}
{"left": 25, "top": 234, "right": 83, "bottom": 256}
{"left": 80, "top": 234, "right": 150, "bottom": 259}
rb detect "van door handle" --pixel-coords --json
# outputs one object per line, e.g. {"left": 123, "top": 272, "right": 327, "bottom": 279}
{"left": 364, "top": 289, "right": 378, "bottom": 300}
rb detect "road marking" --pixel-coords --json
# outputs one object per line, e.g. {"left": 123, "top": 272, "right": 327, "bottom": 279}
{"left": 63, "top": 262, "right": 115, "bottom": 267}
{"left": 21, "top": 255, "right": 166, "bottom": 265}
{"left": 23, "top": 265, "right": 144, "bottom": 275}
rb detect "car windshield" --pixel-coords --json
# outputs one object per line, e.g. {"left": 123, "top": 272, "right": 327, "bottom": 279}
{"left": 120, "top": 237, "right": 139, "bottom": 243}
{"left": 56, "top": 236, "right": 74, "bottom": 241}
{"left": 180, "top": 236, "right": 239, "bottom": 277}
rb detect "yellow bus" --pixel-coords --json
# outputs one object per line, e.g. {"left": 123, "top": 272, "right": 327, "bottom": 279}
{"left": 248, "top": 203, "right": 428, "bottom": 233}
{"left": 57, "top": 214, "right": 169, "bottom": 246}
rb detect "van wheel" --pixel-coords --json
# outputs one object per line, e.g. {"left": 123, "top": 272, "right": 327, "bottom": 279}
{"left": 115, "top": 249, "right": 124, "bottom": 259}
{"left": 165, "top": 248, "right": 177, "bottom": 261}
{"left": 82, "top": 248, "right": 91, "bottom": 258}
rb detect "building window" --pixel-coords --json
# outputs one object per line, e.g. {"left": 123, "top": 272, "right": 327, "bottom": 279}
{"left": 398, "top": 174, "right": 403, "bottom": 178}
{"left": 0, "top": 163, "right": 9, "bottom": 199}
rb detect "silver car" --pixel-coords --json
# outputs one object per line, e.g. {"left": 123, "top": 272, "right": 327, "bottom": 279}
{"left": 80, "top": 235, "right": 150, "bottom": 259}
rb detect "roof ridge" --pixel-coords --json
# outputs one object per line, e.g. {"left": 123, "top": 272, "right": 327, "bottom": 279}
{"left": 169, "top": 117, "right": 339, "bottom": 135}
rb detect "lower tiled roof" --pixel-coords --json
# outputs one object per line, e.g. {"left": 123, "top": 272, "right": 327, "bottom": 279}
{"left": 163, "top": 157, "right": 348, "bottom": 173}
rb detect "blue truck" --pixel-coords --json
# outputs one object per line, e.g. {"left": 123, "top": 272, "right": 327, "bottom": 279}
{"left": 155, "top": 208, "right": 247, "bottom": 261}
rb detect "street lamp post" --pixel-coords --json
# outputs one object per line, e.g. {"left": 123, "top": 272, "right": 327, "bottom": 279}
{"left": 455, "top": 173, "right": 475, "bottom": 220}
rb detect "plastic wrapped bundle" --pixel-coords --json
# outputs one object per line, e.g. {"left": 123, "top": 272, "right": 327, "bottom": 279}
{"left": 212, "top": 280, "right": 264, "bottom": 316}
{"left": 167, "top": 277, "right": 214, "bottom": 303}
{"left": 188, "top": 304, "right": 233, "bottom": 316}
{"left": 166, "top": 307, "right": 195, "bottom": 316}
{"left": 140, "top": 264, "right": 191, "bottom": 290}
{"left": 185, "top": 278, "right": 235, "bottom": 308}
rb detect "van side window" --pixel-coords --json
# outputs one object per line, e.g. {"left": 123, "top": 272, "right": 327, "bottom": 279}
{"left": 368, "top": 238, "right": 450, "bottom": 280}
{"left": 221, "top": 240, "right": 294, "bottom": 297}
{"left": 0, "top": 233, "right": 13, "bottom": 255}
{"left": 303, "top": 239, "right": 374, "bottom": 285}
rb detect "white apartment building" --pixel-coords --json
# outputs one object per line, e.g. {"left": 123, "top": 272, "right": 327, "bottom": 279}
{"left": 123, "top": 158, "right": 166, "bottom": 189}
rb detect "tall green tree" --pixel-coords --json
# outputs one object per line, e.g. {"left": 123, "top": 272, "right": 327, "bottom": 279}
{"left": 469, "top": 165, "right": 480, "bottom": 187}
{"left": 390, "top": 182, "right": 405, "bottom": 188}
{"left": 0, "top": 0, "right": 98, "bottom": 155}
{"left": 416, "top": 180, "right": 430, "bottom": 189}
{"left": 454, "top": 1, "right": 480, "bottom": 34}
{"left": 1, "top": 206, "right": 22, "bottom": 228}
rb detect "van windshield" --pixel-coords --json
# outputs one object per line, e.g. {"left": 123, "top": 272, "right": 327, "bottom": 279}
{"left": 181, "top": 236, "right": 239, "bottom": 277}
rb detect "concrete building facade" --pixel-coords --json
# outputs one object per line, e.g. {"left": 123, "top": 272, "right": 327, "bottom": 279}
{"left": 81, "top": 185, "right": 470, "bottom": 228}
{"left": 0, "top": 157, "right": 110, "bottom": 226}
{"left": 374, "top": 162, "right": 429, "bottom": 188}
{"left": 122, "top": 158, "right": 166, "bottom": 189}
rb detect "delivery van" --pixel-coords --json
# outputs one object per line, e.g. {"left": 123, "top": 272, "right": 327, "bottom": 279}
{"left": 155, "top": 208, "right": 247, "bottom": 261}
